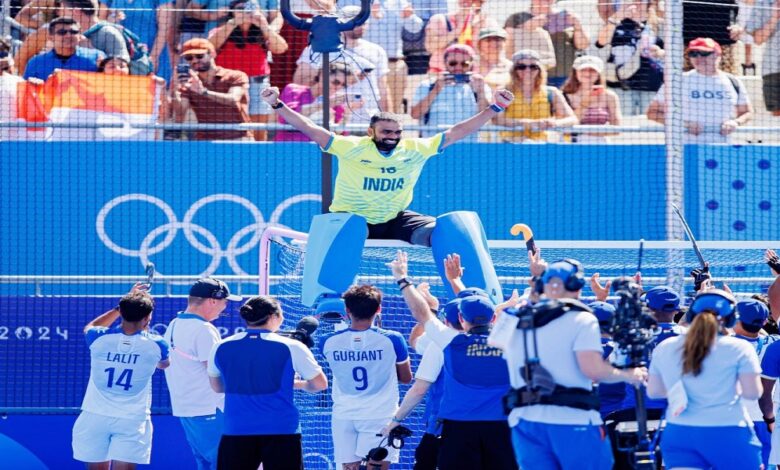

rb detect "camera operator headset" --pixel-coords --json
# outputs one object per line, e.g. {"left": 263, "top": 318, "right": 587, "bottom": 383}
{"left": 489, "top": 259, "right": 647, "bottom": 470}
{"left": 206, "top": 295, "right": 328, "bottom": 469}
{"left": 646, "top": 288, "right": 763, "bottom": 470}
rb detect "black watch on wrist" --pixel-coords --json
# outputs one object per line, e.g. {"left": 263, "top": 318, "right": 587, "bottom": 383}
{"left": 396, "top": 277, "right": 412, "bottom": 286}
{"left": 764, "top": 416, "right": 775, "bottom": 424}
{"left": 272, "top": 101, "right": 284, "bottom": 109}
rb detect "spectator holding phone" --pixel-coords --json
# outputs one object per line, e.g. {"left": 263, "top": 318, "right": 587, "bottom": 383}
{"left": 172, "top": 38, "right": 252, "bottom": 141}
{"left": 561, "top": 55, "right": 621, "bottom": 142}
{"left": 207, "top": 0, "right": 287, "bottom": 141}
{"left": 274, "top": 62, "right": 359, "bottom": 141}
{"left": 410, "top": 44, "right": 490, "bottom": 140}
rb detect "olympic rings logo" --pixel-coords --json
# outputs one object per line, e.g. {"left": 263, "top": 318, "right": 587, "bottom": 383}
{"left": 96, "top": 193, "right": 320, "bottom": 276}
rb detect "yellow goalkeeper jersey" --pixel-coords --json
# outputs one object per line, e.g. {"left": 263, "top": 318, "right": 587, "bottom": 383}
{"left": 322, "top": 133, "right": 445, "bottom": 224}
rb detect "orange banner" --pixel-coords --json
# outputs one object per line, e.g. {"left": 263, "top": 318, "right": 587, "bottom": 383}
{"left": 18, "top": 70, "right": 157, "bottom": 121}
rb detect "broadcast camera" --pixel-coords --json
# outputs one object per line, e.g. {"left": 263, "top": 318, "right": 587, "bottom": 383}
{"left": 606, "top": 278, "right": 662, "bottom": 470}
{"left": 277, "top": 316, "right": 319, "bottom": 349}
{"left": 609, "top": 278, "right": 658, "bottom": 368}
{"left": 359, "top": 425, "right": 412, "bottom": 470}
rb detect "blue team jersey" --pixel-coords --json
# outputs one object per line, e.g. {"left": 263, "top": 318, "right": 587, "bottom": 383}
{"left": 598, "top": 338, "right": 626, "bottom": 418}
{"left": 320, "top": 327, "right": 409, "bottom": 419}
{"left": 439, "top": 333, "right": 510, "bottom": 421}
{"left": 208, "top": 330, "right": 322, "bottom": 435}
{"left": 424, "top": 375, "right": 445, "bottom": 435}
{"left": 81, "top": 326, "right": 169, "bottom": 419}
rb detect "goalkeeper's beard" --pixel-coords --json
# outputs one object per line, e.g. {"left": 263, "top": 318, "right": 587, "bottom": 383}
{"left": 373, "top": 136, "right": 400, "bottom": 152}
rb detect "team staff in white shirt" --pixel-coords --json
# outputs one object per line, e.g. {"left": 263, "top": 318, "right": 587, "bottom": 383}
{"left": 648, "top": 288, "right": 763, "bottom": 469}
{"left": 163, "top": 278, "right": 242, "bottom": 470}
{"left": 72, "top": 283, "right": 170, "bottom": 468}
{"left": 319, "top": 284, "right": 413, "bottom": 470}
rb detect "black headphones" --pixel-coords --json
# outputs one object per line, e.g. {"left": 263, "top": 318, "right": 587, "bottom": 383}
{"left": 359, "top": 426, "right": 412, "bottom": 470}
{"left": 538, "top": 258, "right": 586, "bottom": 293}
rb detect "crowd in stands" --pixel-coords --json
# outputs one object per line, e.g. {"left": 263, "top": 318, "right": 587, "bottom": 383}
{"left": 1, "top": 0, "right": 779, "bottom": 142}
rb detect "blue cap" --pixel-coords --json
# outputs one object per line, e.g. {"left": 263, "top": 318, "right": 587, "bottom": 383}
{"left": 588, "top": 301, "right": 615, "bottom": 325}
{"left": 315, "top": 298, "right": 346, "bottom": 316}
{"left": 459, "top": 295, "right": 495, "bottom": 325}
{"left": 189, "top": 278, "right": 242, "bottom": 301}
{"left": 457, "top": 287, "right": 491, "bottom": 301}
{"left": 737, "top": 299, "right": 770, "bottom": 327}
{"left": 542, "top": 261, "right": 578, "bottom": 285}
{"left": 441, "top": 298, "right": 463, "bottom": 328}
{"left": 689, "top": 290, "right": 737, "bottom": 319}
{"left": 644, "top": 286, "right": 681, "bottom": 312}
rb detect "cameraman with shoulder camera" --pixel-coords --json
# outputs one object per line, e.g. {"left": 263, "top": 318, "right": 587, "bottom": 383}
{"left": 207, "top": 295, "right": 327, "bottom": 469}
{"left": 410, "top": 44, "right": 491, "bottom": 140}
{"left": 493, "top": 259, "right": 647, "bottom": 470}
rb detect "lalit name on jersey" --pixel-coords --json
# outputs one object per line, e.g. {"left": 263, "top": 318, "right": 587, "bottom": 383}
{"left": 105, "top": 352, "right": 141, "bottom": 364}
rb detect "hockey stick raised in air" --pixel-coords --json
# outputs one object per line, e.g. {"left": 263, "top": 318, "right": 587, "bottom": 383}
{"left": 144, "top": 262, "right": 156, "bottom": 292}
{"left": 637, "top": 238, "right": 644, "bottom": 273}
{"left": 510, "top": 223, "right": 537, "bottom": 254}
{"left": 671, "top": 204, "right": 706, "bottom": 269}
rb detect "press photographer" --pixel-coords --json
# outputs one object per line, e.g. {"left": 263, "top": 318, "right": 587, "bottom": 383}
{"left": 489, "top": 259, "right": 647, "bottom": 470}
{"left": 207, "top": 294, "right": 327, "bottom": 469}
{"left": 410, "top": 44, "right": 491, "bottom": 140}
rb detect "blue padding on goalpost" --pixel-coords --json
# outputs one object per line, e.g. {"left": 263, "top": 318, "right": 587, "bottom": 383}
{"left": 301, "top": 213, "right": 368, "bottom": 307}
{"left": 431, "top": 211, "right": 503, "bottom": 304}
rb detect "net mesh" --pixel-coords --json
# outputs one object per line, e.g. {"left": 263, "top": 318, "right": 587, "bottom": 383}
{"left": 260, "top": 237, "right": 777, "bottom": 468}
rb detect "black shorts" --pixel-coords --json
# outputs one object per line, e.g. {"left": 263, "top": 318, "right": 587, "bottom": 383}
{"left": 217, "top": 433, "right": 303, "bottom": 470}
{"left": 437, "top": 420, "right": 518, "bottom": 470}
{"left": 366, "top": 210, "right": 435, "bottom": 245}
{"left": 763, "top": 73, "right": 780, "bottom": 112}
{"left": 414, "top": 432, "right": 442, "bottom": 470}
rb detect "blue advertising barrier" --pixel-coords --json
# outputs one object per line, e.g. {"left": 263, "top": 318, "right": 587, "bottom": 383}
{"left": 1, "top": 141, "right": 674, "bottom": 279}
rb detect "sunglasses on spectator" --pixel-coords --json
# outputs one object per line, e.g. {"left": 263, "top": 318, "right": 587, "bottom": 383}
{"left": 54, "top": 29, "right": 80, "bottom": 36}
{"left": 514, "top": 64, "right": 540, "bottom": 71}
{"left": 448, "top": 60, "right": 472, "bottom": 67}
{"left": 330, "top": 78, "right": 344, "bottom": 86}
{"left": 688, "top": 50, "right": 714, "bottom": 58}
{"left": 184, "top": 54, "right": 207, "bottom": 61}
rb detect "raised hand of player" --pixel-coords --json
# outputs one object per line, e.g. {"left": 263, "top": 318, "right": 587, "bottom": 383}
{"left": 417, "top": 282, "right": 440, "bottom": 311}
{"left": 494, "top": 89, "right": 514, "bottom": 108}
{"left": 129, "top": 282, "right": 149, "bottom": 294}
{"left": 444, "top": 253, "right": 464, "bottom": 281}
{"left": 766, "top": 249, "right": 780, "bottom": 276}
{"left": 690, "top": 262, "right": 711, "bottom": 292}
{"left": 387, "top": 250, "right": 409, "bottom": 280}
{"left": 528, "top": 249, "right": 547, "bottom": 277}
{"left": 590, "top": 273, "right": 611, "bottom": 301}
{"left": 496, "top": 288, "right": 522, "bottom": 314}
{"left": 261, "top": 86, "right": 281, "bottom": 106}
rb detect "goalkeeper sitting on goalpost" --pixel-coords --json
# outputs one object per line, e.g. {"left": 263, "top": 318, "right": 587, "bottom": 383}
{"left": 261, "top": 86, "right": 513, "bottom": 246}
{"left": 261, "top": 86, "right": 514, "bottom": 305}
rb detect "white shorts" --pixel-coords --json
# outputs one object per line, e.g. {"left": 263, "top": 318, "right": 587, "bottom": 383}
{"left": 332, "top": 417, "right": 400, "bottom": 464}
{"left": 72, "top": 411, "right": 153, "bottom": 464}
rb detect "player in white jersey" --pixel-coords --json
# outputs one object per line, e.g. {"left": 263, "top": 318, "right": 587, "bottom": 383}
{"left": 163, "top": 277, "right": 242, "bottom": 470}
{"left": 72, "top": 283, "right": 170, "bottom": 468}
{"left": 319, "top": 284, "right": 413, "bottom": 470}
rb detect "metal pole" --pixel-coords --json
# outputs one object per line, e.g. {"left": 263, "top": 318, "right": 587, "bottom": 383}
{"left": 664, "top": 0, "right": 686, "bottom": 290}
{"left": 1, "top": 0, "right": 11, "bottom": 38}
{"left": 320, "top": 51, "right": 333, "bottom": 214}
